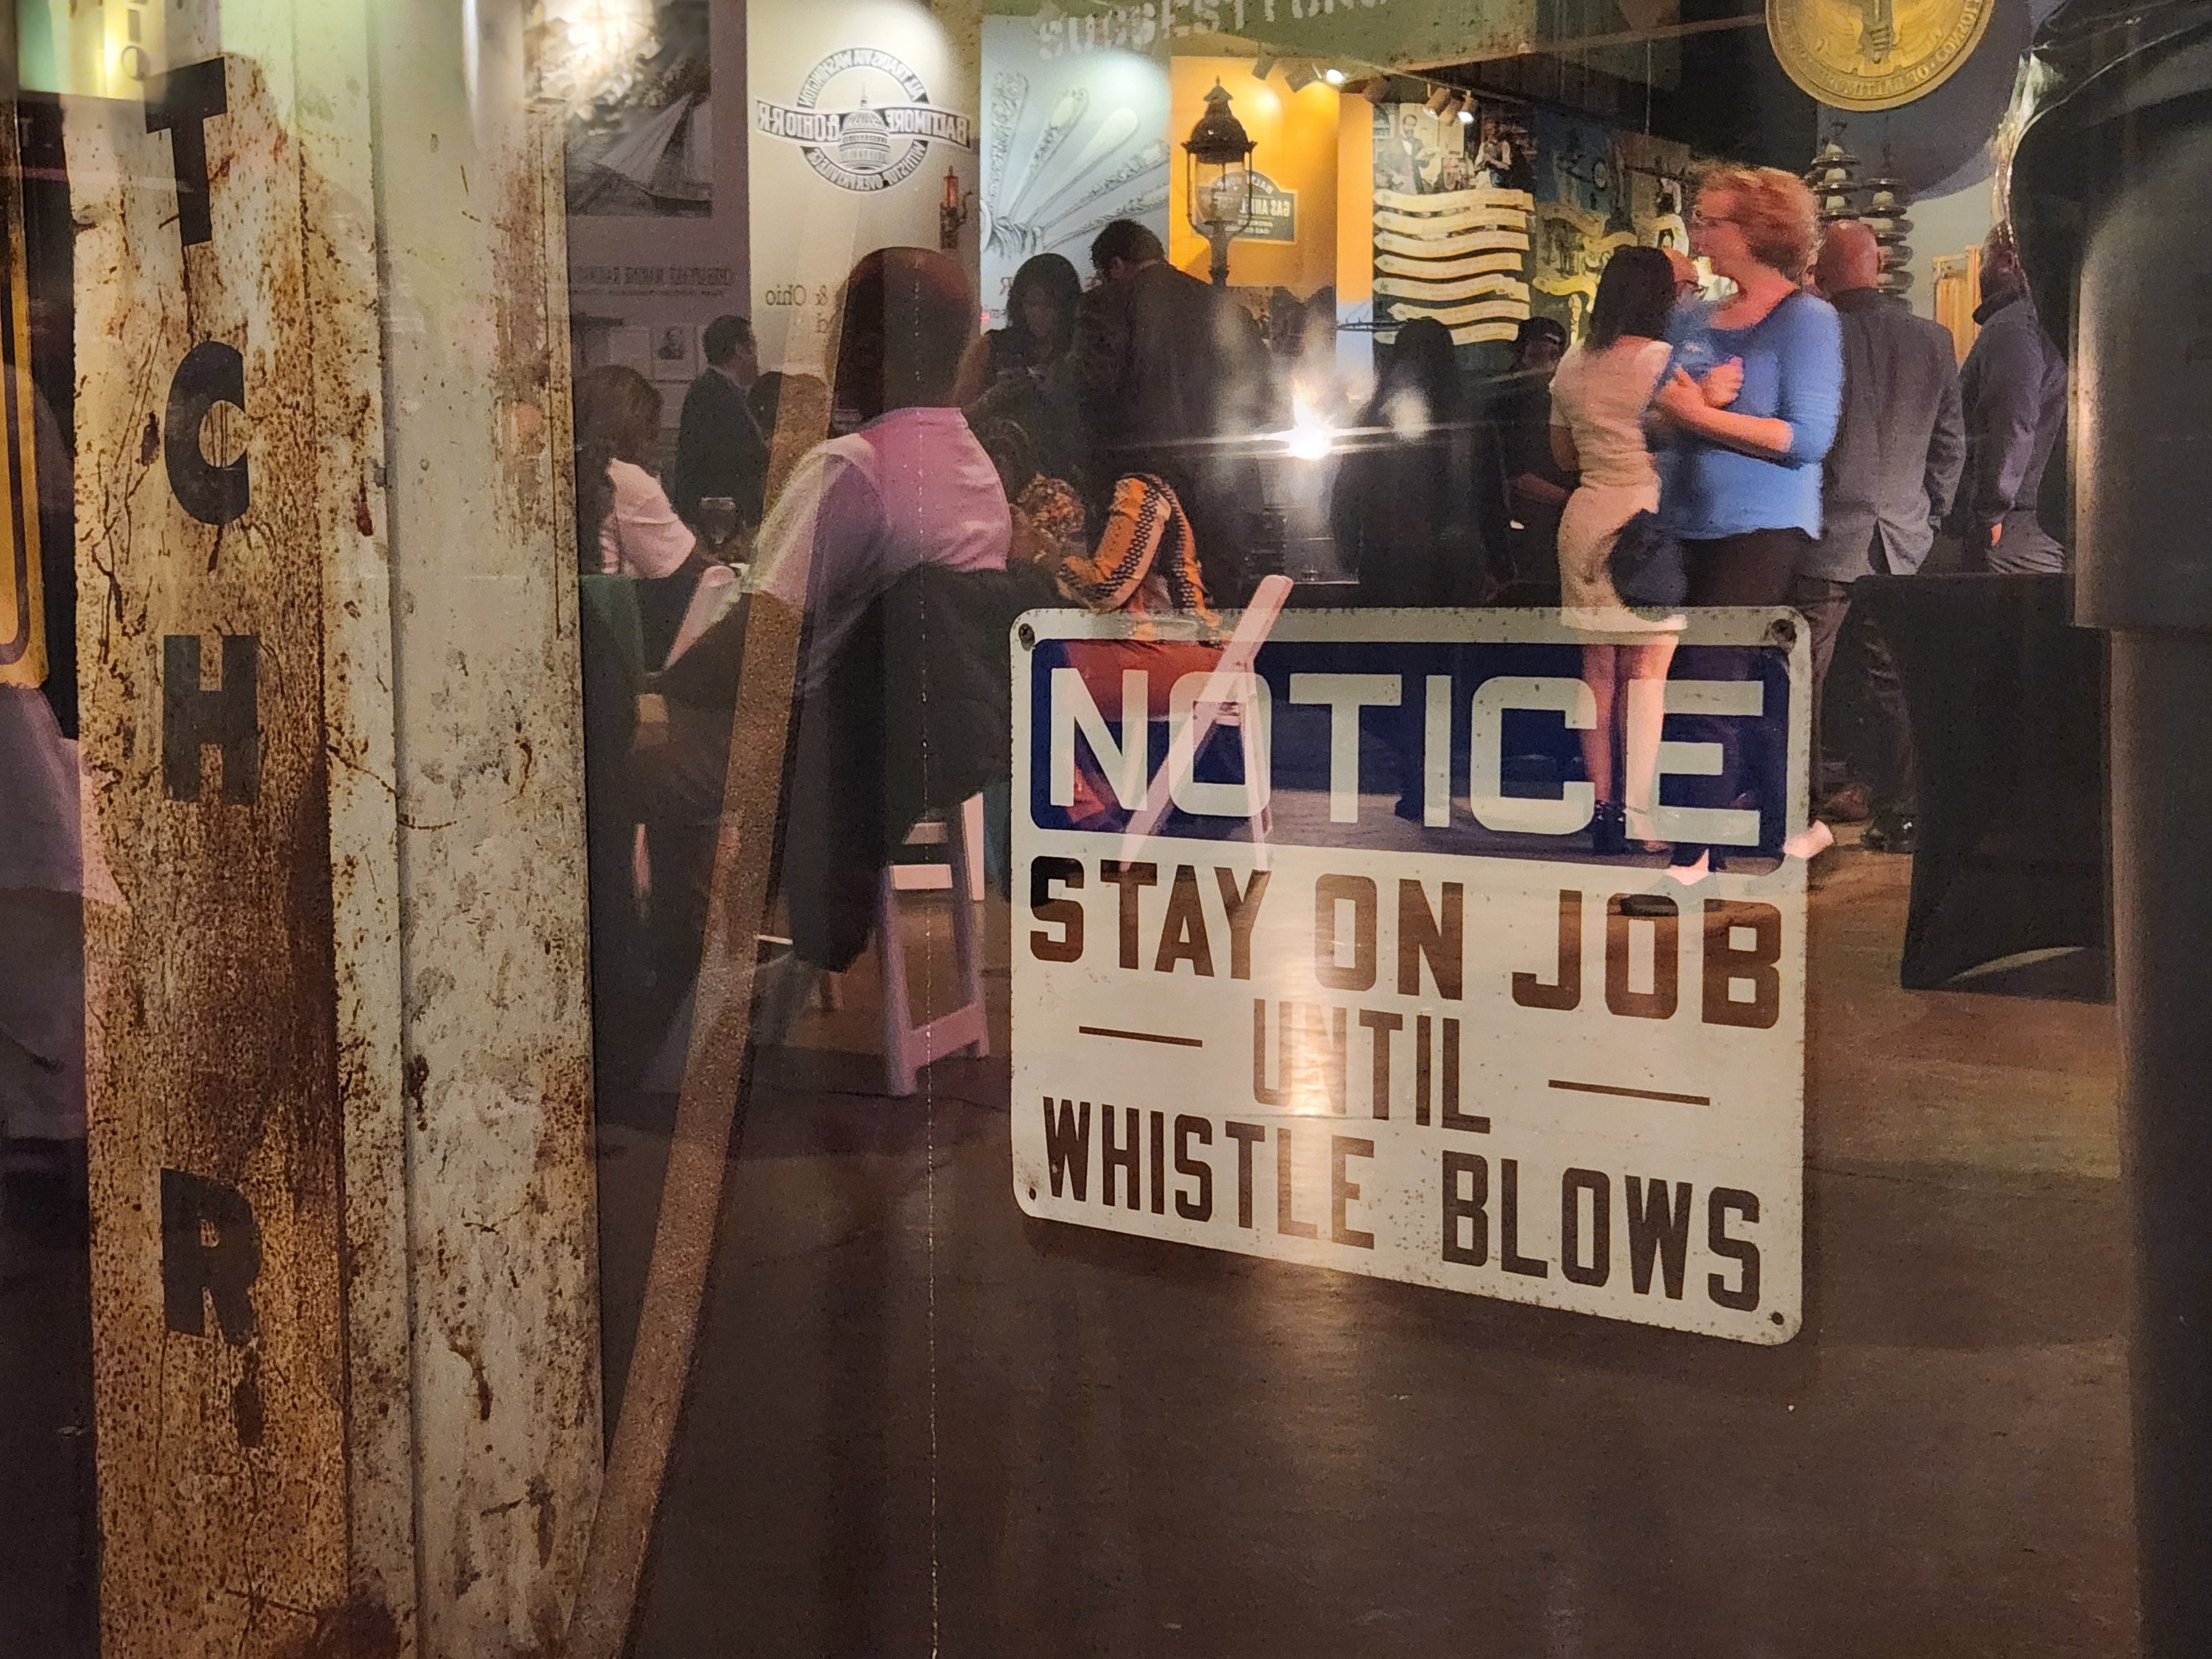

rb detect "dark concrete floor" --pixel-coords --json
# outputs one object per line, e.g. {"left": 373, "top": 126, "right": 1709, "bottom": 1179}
{"left": 0, "top": 836, "right": 2132, "bottom": 1656}
{"left": 0, "top": 1164, "right": 97, "bottom": 1657}
{"left": 599, "top": 837, "right": 2135, "bottom": 1658}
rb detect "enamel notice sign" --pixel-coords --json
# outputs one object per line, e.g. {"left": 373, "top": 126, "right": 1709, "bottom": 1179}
{"left": 1010, "top": 608, "right": 1810, "bottom": 1345}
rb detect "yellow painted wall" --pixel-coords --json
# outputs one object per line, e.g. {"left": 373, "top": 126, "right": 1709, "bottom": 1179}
{"left": 1167, "top": 58, "right": 1340, "bottom": 295}
{"left": 1334, "top": 93, "right": 1373, "bottom": 311}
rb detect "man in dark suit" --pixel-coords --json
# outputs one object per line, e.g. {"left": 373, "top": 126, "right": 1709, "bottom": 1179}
{"left": 1473, "top": 316, "right": 1571, "bottom": 603}
{"left": 1799, "top": 220, "right": 1966, "bottom": 853}
{"left": 1063, "top": 219, "right": 1271, "bottom": 599}
{"left": 671, "top": 313, "right": 769, "bottom": 531}
{"left": 1952, "top": 223, "right": 2068, "bottom": 575}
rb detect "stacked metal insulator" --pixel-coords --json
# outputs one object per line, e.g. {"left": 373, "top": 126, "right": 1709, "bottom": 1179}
{"left": 1862, "top": 160, "right": 1916, "bottom": 300}
{"left": 1805, "top": 137, "right": 1863, "bottom": 228}
{"left": 1804, "top": 136, "right": 1915, "bottom": 302}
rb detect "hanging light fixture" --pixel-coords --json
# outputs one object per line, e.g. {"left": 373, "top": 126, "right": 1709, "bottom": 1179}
{"left": 1322, "top": 65, "right": 1347, "bottom": 86}
{"left": 1185, "top": 79, "right": 1256, "bottom": 288}
{"left": 1425, "top": 84, "right": 1454, "bottom": 116}
{"left": 1284, "top": 60, "right": 1319, "bottom": 91}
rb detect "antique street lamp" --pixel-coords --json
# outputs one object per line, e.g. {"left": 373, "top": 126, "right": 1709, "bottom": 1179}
{"left": 1184, "top": 79, "right": 1255, "bottom": 288}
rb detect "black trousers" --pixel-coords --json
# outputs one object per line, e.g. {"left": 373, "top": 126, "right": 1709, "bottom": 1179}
{"left": 1962, "top": 509, "right": 2066, "bottom": 575}
{"left": 1677, "top": 530, "right": 1801, "bottom": 856}
{"left": 1792, "top": 561, "right": 1917, "bottom": 821}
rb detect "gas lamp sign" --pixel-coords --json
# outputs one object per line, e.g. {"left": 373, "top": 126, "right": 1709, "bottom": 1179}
{"left": 1009, "top": 609, "right": 1809, "bottom": 1344}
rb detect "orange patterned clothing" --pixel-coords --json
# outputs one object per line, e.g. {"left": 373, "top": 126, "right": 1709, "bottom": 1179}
{"left": 1053, "top": 473, "right": 1215, "bottom": 626}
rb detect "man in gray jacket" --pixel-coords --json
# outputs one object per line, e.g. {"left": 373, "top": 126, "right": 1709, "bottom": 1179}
{"left": 1797, "top": 221, "right": 1966, "bottom": 853}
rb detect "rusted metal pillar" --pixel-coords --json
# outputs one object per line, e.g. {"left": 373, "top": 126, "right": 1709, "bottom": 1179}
{"left": 70, "top": 5, "right": 417, "bottom": 1652}
{"left": 368, "top": 1, "right": 603, "bottom": 1650}
{"left": 2014, "top": 17, "right": 2212, "bottom": 1651}
{"left": 68, "top": 2, "right": 598, "bottom": 1654}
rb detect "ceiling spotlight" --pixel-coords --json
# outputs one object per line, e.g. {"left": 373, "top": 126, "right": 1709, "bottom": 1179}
{"left": 1252, "top": 54, "right": 1277, "bottom": 80}
{"left": 1458, "top": 103, "right": 1475, "bottom": 124}
{"left": 1322, "top": 65, "right": 1347, "bottom": 86}
{"left": 1284, "top": 60, "right": 1319, "bottom": 91}
{"left": 1425, "top": 85, "right": 1453, "bottom": 116}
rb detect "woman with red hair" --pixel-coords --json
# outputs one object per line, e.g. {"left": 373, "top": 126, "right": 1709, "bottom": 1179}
{"left": 1652, "top": 165, "right": 1843, "bottom": 870}
{"left": 1654, "top": 164, "right": 1843, "bottom": 600}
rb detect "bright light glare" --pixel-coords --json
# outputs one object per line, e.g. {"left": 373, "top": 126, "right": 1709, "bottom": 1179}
{"left": 1275, "top": 397, "right": 1337, "bottom": 461}
{"left": 540, "top": 0, "right": 658, "bottom": 116}
{"left": 1322, "top": 66, "right": 1347, "bottom": 86}
{"left": 1383, "top": 385, "right": 1432, "bottom": 438}
{"left": 1458, "top": 107, "right": 1475, "bottom": 124}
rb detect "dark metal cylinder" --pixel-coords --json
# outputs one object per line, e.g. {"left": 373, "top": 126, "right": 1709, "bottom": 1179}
{"left": 2110, "top": 630, "right": 2212, "bottom": 1657}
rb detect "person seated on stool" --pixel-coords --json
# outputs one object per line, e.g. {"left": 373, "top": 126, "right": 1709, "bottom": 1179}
{"left": 638, "top": 249, "right": 1013, "bottom": 1036}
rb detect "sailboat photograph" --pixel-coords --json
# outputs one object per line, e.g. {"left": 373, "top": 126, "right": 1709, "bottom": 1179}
{"left": 561, "top": 0, "right": 714, "bottom": 218}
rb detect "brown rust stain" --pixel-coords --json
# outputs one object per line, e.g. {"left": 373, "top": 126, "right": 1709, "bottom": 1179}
{"left": 446, "top": 1331, "right": 493, "bottom": 1421}
{"left": 403, "top": 1051, "right": 429, "bottom": 1130}
{"left": 487, "top": 145, "right": 558, "bottom": 533}
{"left": 526, "top": 1475, "right": 556, "bottom": 1568}
{"left": 271, "top": 1591, "right": 401, "bottom": 1659}
{"left": 233, "top": 1347, "right": 267, "bottom": 1447}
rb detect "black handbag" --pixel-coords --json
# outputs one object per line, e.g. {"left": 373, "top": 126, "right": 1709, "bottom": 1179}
{"left": 1607, "top": 509, "right": 1688, "bottom": 608}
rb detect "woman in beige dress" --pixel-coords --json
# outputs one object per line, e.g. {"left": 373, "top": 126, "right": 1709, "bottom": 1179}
{"left": 1548, "top": 246, "right": 1684, "bottom": 853}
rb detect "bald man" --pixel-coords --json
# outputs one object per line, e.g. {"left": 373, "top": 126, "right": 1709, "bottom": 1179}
{"left": 644, "top": 250, "right": 1015, "bottom": 1015}
{"left": 1797, "top": 220, "right": 1964, "bottom": 851}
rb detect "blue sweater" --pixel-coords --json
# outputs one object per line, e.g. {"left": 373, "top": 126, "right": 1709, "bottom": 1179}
{"left": 1661, "top": 291, "right": 1844, "bottom": 540}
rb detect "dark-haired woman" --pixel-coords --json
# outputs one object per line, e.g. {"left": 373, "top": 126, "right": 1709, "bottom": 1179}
{"left": 1332, "top": 316, "right": 1483, "bottom": 608}
{"left": 1329, "top": 316, "right": 1485, "bottom": 819}
{"left": 1549, "top": 245, "right": 1683, "bottom": 852}
{"left": 952, "top": 251, "right": 1084, "bottom": 404}
{"left": 961, "top": 252, "right": 1090, "bottom": 499}
{"left": 574, "top": 363, "right": 695, "bottom": 581}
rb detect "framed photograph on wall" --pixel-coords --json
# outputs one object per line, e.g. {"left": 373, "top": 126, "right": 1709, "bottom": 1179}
{"left": 650, "top": 324, "right": 700, "bottom": 382}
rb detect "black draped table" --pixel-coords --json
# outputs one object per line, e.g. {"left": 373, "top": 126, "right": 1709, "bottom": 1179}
{"left": 1852, "top": 572, "right": 2110, "bottom": 997}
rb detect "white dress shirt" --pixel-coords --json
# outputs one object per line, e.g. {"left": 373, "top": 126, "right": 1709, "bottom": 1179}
{"left": 748, "top": 405, "right": 1010, "bottom": 688}
{"left": 598, "top": 457, "right": 696, "bottom": 579}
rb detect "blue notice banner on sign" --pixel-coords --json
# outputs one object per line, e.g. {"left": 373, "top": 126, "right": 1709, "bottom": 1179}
{"left": 1022, "top": 609, "right": 1802, "bottom": 863}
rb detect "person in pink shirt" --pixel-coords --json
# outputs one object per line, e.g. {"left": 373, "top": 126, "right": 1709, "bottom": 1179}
{"left": 747, "top": 247, "right": 1010, "bottom": 691}
{"left": 574, "top": 364, "right": 695, "bottom": 580}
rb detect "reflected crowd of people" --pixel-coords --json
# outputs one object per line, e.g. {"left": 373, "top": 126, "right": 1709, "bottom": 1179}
{"left": 0, "top": 152, "right": 2076, "bottom": 1199}
{"left": 566, "top": 165, "right": 2075, "bottom": 1073}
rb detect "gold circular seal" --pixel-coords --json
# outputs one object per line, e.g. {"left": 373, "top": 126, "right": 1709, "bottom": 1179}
{"left": 1766, "top": 0, "right": 1996, "bottom": 111}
